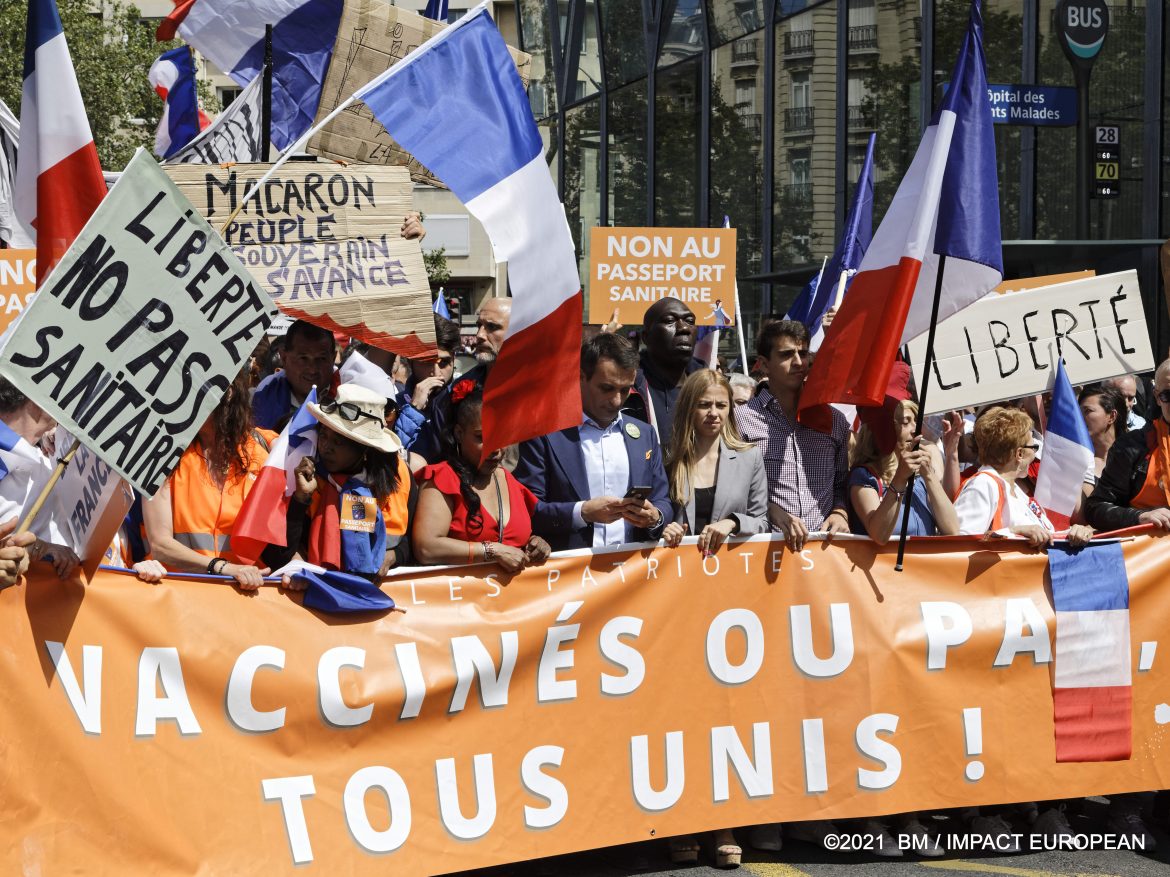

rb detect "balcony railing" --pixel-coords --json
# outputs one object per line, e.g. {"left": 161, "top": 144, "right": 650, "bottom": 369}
{"left": 737, "top": 111, "right": 762, "bottom": 137}
{"left": 781, "top": 182, "right": 813, "bottom": 204}
{"left": 848, "top": 24, "right": 878, "bottom": 50}
{"left": 847, "top": 104, "right": 875, "bottom": 129}
{"left": 784, "top": 106, "right": 815, "bottom": 132}
{"left": 731, "top": 38, "right": 759, "bottom": 63}
{"left": 784, "top": 29, "right": 814, "bottom": 56}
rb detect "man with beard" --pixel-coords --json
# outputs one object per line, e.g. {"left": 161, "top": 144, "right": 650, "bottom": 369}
{"left": 410, "top": 298, "right": 511, "bottom": 463}
{"left": 629, "top": 297, "right": 706, "bottom": 448}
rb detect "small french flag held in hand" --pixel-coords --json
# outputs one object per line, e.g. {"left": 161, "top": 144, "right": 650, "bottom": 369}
{"left": 1034, "top": 359, "right": 1094, "bottom": 530}
{"left": 231, "top": 388, "right": 319, "bottom": 564}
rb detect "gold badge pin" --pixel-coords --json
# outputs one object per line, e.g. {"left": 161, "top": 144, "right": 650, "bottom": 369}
{"left": 645, "top": 449, "right": 653, "bottom": 460}
{"left": 625, "top": 422, "right": 641, "bottom": 439}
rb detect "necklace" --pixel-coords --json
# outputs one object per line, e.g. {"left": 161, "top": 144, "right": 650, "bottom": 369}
{"left": 492, "top": 470, "right": 504, "bottom": 542}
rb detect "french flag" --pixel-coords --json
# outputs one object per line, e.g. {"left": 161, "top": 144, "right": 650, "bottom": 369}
{"left": 354, "top": 4, "right": 582, "bottom": 458}
{"left": 148, "top": 46, "right": 209, "bottom": 160}
{"left": 14, "top": 0, "right": 107, "bottom": 286}
{"left": 0, "top": 420, "right": 42, "bottom": 482}
{"left": 799, "top": 0, "right": 1001, "bottom": 424}
{"left": 1034, "top": 360, "right": 1094, "bottom": 530}
{"left": 158, "top": 0, "right": 342, "bottom": 151}
{"left": 787, "top": 132, "right": 875, "bottom": 352}
{"left": 231, "top": 389, "right": 318, "bottom": 564}
{"left": 1048, "top": 543, "right": 1132, "bottom": 762}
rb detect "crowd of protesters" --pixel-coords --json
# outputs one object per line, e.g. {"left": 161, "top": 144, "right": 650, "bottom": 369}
{"left": 0, "top": 281, "right": 1167, "bottom": 866}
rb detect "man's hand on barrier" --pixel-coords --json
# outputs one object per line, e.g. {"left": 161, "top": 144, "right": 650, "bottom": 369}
{"left": 1138, "top": 508, "right": 1170, "bottom": 530}
{"left": 662, "top": 521, "right": 686, "bottom": 547}
{"left": 1065, "top": 524, "right": 1094, "bottom": 547}
{"left": 523, "top": 535, "right": 551, "bottom": 566}
{"left": 133, "top": 560, "right": 167, "bottom": 584}
{"left": 770, "top": 505, "right": 808, "bottom": 551}
{"left": 225, "top": 564, "right": 270, "bottom": 591}
{"left": 822, "top": 510, "right": 849, "bottom": 539}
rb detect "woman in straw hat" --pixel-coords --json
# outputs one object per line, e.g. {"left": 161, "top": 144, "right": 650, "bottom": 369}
{"left": 412, "top": 380, "right": 551, "bottom": 572}
{"left": 290, "top": 383, "right": 418, "bottom": 579}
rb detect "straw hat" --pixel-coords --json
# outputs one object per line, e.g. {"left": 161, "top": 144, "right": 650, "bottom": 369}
{"left": 307, "top": 383, "right": 403, "bottom": 454}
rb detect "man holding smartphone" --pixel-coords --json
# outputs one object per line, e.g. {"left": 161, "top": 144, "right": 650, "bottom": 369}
{"left": 515, "top": 334, "right": 672, "bottom": 551}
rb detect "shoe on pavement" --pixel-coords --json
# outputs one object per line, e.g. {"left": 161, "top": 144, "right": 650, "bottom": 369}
{"left": 1107, "top": 811, "right": 1157, "bottom": 852}
{"left": 860, "top": 819, "right": 903, "bottom": 858}
{"left": 786, "top": 819, "right": 839, "bottom": 849}
{"left": 969, "top": 814, "right": 1021, "bottom": 853}
{"left": 748, "top": 823, "right": 782, "bottom": 852}
{"left": 899, "top": 820, "right": 943, "bottom": 857}
{"left": 1032, "top": 807, "right": 1075, "bottom": 841}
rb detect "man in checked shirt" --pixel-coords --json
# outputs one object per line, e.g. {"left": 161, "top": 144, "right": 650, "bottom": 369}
{"left": 734, "top": 319, "right": 850, "bottom": 551}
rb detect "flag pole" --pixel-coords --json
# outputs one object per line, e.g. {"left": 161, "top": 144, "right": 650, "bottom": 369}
{"left": 260, "top": 24, "right": 273, "bottom": 162}
{"left": 733, "top": 282, "right": 748, "bottom": 377}
{"left": 15, "top": 445, "right": 79, "bottom": 536}
{"left": 894, "top": 254, "right": 947, "bottom": 572}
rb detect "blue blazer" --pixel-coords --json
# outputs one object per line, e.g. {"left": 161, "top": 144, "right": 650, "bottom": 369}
{"left": 515, "top": 417, "right": 672, "bottom": 551}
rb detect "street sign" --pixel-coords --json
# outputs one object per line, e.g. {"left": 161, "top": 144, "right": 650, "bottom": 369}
{"left": 1055, "top": 0, "right": 1110, "bottom": 71}
{"left": 1093, "top": 124, "right": 1120, "bottom": 199}
{"left": 986, "top": 84, "right": 1077, "bottom": 126}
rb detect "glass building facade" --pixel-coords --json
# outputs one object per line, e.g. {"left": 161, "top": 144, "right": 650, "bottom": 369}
{"left": 515, "top": 0, "right": 1169, "bottom": 355}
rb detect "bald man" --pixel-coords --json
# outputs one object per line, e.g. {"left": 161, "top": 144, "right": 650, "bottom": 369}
{"left": 409, "top": 298, "right": 511, "bottom": 463}
{"left": 1103, "top": 374, "right": 1147, "bottom": 431}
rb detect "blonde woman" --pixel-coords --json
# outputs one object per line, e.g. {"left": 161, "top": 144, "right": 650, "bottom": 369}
{"left": 662, "top": 370, "right": 769, "bottom": 555}
{"left": 849, "top": 399, "right": 959, "bottom": 543}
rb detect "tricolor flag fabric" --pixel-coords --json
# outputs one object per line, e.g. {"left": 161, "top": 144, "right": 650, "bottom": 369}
{"left": 423, "top": 0, "right": 450, "bottom": 22}
{"left": 0, "top": 98, "right": 35, "bottom": 249}
{"left": 0, "top": 420, "right": 41, "bottom": 482}
{"left": 353, "top": 4, "right": 582, "bottom": 457}
{"left": 231, "top": 388, "right": 318, "bottom": 563}
{"left": 1034, "top": 360, "right": 1094, "bottom": 530}
{"left": 786, "top": 132, "right": 875, "bottom": 352}
{"left": 165, "top": 74, "right": 265, "bottom": 165}
{"left": 159, "top": 0, "right": 343, "bottom": 151}
{"left": 694, "top": 325, "right": 719, "bottom": 369}
{"left": 148, "top": 46, "right": 210, "bottom": 160}
{"left": 433, "top": 288, "right": 451, "bottom": 319}
{"left": 798, "top": 0, "right": 1002, "bottom": 426}
{"left": 14, "top": 0, "right": 107, "bottom": 286}
{"left": 1047, "top": 543, "right": 1133, "bottom": 762}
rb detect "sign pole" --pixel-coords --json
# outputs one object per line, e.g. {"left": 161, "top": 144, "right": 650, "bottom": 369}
{"left": 261, "top": 24, "right": 274, "bottom": 162}
{"left": 15, "top": 445, "right": 78, "bottom": 536}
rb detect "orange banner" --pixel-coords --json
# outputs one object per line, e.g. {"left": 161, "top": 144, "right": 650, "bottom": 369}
{"left": 2, "top": 533, "right": 1168, "bottom": 875}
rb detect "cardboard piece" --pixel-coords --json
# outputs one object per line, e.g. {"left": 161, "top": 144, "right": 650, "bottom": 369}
{"left": 992, "top": 270, "right": 1094, "bottom": 294}
{"left": 307, "top": 0, "right": 531, "bottom": 187}
{"left": 165, "top": 161, "right": 436, "bottom": 358}
{"left": 907, "top": 270, "right": 1154, "bottom": 415}
{"left": 588, "top": 226, "right": 738, "bottom": 327}
{"left": 0, "top": 149, "right": 278, "bottom": 496}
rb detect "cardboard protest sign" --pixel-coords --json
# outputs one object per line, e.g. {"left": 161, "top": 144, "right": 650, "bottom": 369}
{"left": 307, "top": 0, "right": 531, "bottom": 186}
{"left": 0, "top": 249, "right": 36, "bottom": 335}
{"left": 165, "top": 75, "right": 264, "bottom": 165}
{"left": 0, "top": 149, "right": 278, "bottom": 496}
{"left": 992, "top": 269, "right": 1093, "bottom": 294}
{"left": 588, "top": 227, "right": 737, "bottom": 327}
{"left": 165, "top": 162, "right": 436, "bottom": 358}
{"left": 4, "top": 532, "right": 1170, "bottom": 874}
{"left": 54, "top": 430, "right": 134, "bottom": 581}
{"left": 908, "top": 270, "right": 1153, "bottom": 415}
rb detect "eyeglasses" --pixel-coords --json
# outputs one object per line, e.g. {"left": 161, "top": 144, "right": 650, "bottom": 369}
{"left": 320, "top": 400, "right": 385, "bottom": 430}
{"left": 1157, "top": 389, "right": 1170, "bottom": 404}
{"left": 435, "top": 356, "right": 454, "bottom": 368}
{"left": 1020, "top": 443, "right": 1040, "bottom": 452}
{"left": 774, "top": 348, "right": 809, "bottom": 362}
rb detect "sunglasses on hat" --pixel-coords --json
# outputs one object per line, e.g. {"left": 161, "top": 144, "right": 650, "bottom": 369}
{"left": 319, "top": 400, "right": 385, "bottom": 430}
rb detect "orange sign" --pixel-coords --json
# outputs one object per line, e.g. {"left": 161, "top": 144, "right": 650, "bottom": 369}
{"left": 993, "top": 270, "right": 1094, "bottom": 294}
{"left": 588, "top": 227, "right": 737, "bottom": 327}
{"left": 2, "top": 533, "right": 1168, "bottom": 875}
{"left": 0, "top": 248, "right": 36, "bottom": 334}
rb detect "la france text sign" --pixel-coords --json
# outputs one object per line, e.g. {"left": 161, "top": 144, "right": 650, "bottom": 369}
{"left": 908, "top": 270, "right": 1153, "bottom": 415}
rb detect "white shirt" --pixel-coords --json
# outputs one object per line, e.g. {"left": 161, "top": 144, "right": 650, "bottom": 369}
{"left": 1129, "top": 409, "right": 1147, "bottom": 431}
{"left": 571, "top": 412, "right": 630, "bottom": 548}
{"left": 0, "top": 435, "right": 69, "bottom": 544}
{"left": 954, "top": 467, "right": 1053, "bottom": 536}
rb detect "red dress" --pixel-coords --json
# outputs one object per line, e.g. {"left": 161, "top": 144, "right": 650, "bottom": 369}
{"left": 418, "top": 463, "right": 539, "bottom": 547}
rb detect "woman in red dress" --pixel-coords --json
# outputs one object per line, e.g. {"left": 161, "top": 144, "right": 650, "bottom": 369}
{"left": 412, "top": 380, "right": 552, "bottom": 572}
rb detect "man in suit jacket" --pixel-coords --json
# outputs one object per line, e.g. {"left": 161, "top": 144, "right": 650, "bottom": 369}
{"left": 516, "top": 334, "right": 671, "bottom": 551}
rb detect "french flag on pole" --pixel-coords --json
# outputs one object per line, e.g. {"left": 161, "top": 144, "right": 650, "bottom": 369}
{"left": 148, "top": 46, "right": 209, "bottom": 160}
{"left": 231, "top": 388, "right": 318, "bottom": 564}
{"left": 1034, "top": 360, "right": 1094, "bottom": 530}
{"left": 1048, "top": 542, "right": 1132, "bottom": 762}
{"left": 14, "top": 0, "right": 107, "bottom": 286}
{"left": 159, "top": 0, "right": 342, "bottom": 151}
{"left": 354, "top": 4, "right": 582, "bottom": 457}
{"left": 799, "top": 0, "right": 1001, "bottom": 424}
{"left": 786, "top": 132, "right": 875, "bottom": 352}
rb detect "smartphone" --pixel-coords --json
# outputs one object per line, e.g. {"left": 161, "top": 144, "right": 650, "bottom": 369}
{"left": 624, "top": 485, "right": 652, "bottom": 501}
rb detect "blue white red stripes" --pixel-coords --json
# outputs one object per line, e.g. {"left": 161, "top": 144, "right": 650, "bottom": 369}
{"left": 171, "top": 0, "right": 342, "bottom": 151}
{"left": 149, "top": 46, "right": 208, "bottom": 159}
{"left": 799, "top": 0, "right": 1001, "bottom": 423}
{"left": 231, "top": 389, "right": 318, "bottom": 564}
{"left": 14, "top": 0, "right": 107, "bottom": 286}
{"left": 356, "top": 6, "right": 582, "bottom": 457}
{"left": 1035, "top": 360, "right": 1094, "bottom": 530}
{"left": 1047, "top": 543, "right": 1132, "bottom": 761}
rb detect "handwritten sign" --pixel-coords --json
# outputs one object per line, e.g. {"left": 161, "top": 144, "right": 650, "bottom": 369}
{"left": 588, "top": 227, "right": 737, "bottom": 326}
{"left": 908, "top": 270, "right": 1154, "bottom": 414}
{"left": 165, "top": 162, "right": 435, "bottom": 358}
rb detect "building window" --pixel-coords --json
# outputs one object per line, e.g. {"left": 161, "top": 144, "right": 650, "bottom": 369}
{"left": 217, "top": 86, "right": 243, "bottom": 107}
{"left": 735, "top": 82, "right": 756, "bottom": 112}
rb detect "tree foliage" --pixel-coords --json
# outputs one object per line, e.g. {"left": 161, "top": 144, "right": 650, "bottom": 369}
{"left": 0, "top": 0, "right": 217, "bottom": 170}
